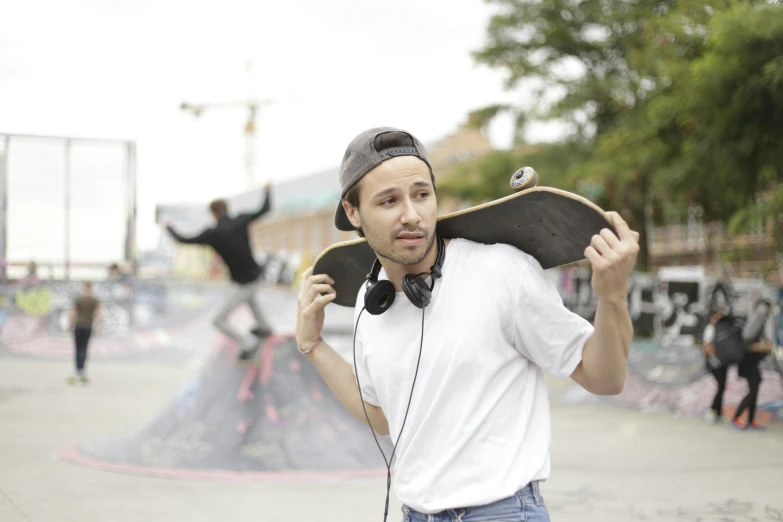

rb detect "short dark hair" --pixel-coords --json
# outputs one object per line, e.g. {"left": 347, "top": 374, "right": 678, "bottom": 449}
{"left": 343, "top": 131, "right": 436, "bottom": 238}
{"left": 210, "top": 199, "right": 228, "bottom": 217}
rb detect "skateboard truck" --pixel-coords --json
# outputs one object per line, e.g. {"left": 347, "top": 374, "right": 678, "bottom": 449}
{"left": 510, "top": 166, "right": 539, "bottom": 192}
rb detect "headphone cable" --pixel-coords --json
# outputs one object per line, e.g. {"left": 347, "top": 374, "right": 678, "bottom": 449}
{"left": 353, "top": 305, "right": 427, "bottom": 522}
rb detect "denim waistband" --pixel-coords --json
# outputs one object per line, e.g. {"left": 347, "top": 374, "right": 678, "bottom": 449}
{"left": 401, "top": 480, "right": 544, "bottom": 520}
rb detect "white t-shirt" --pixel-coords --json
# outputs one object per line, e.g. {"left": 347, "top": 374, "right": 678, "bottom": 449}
{"left": 351, "top": 238, "right": 594, "bottom": 514}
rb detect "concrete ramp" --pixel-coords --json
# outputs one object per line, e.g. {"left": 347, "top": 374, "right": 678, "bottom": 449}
{"left": 559, "top": 340, "right": 783, "bottom": 425}
{"left": 60, "top": 330, "right": 392, "bottom": 479}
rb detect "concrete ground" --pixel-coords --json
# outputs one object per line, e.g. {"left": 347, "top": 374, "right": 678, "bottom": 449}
{"left": 1, "top": 355, "right": 781, "bottom": 522}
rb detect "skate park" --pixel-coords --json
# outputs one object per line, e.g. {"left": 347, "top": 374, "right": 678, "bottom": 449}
{"left": 4, "top": 2, "right": 783, "bottom": 520}
{"left": 2, "top": 255, "right": 782, "bottom": 521}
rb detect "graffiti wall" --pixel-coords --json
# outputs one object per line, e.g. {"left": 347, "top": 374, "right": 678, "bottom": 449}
{"left": 555, "top": 267, "right": 783, "bottom": 420}
{"left": 557, "top": 267, "right": 779, "bottom": 348}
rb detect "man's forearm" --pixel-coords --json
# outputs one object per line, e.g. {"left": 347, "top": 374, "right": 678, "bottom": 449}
{"left": 167, "top": 227, "right": 212, "bottom": 245}
{"left": 305, "top": 340, "right": 390, "bottom": 435}
{"left": 166, "top": 226, "right": 184, "bottom": 243}
{"left": 580, "top": 299, "right": 632, "bottom": 394}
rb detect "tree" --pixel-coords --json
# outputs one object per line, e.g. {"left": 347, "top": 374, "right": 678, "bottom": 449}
{"left": 474, "top": 0, "right": 681, "bottom": 142}
{"left": 471, "top": 0, "right": 708, "bottom": 269}
{"left": 650, "top": 2, "right": 783, "bottom": 219}
{"left": 438, "top": 123, "right": 588, "bottom": 205}
{"left": 657, "top": 3, "right": 783, "bottom": 276}
{"left": 469, "top": 0, "right": 782, "bottom": 272}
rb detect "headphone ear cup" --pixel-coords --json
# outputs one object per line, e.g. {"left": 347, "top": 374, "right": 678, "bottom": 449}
{"left": 402, "top": 274, "right": 431, "bottom": 309}
{"left": 365, "top": 280, "right": 396, "bottom": 315}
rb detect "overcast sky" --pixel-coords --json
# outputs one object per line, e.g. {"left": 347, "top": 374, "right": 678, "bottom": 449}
{"left": 1, "top": 0, "right": 564, "bottom": 258}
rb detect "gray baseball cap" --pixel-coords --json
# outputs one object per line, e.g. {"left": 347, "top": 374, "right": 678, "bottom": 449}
{"left": 334, "top": 126, "right": 432, "bottom": 231}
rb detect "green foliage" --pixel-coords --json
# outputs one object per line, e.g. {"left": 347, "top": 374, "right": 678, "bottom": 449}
{"left": 650, "top": 2, "right": 783, "bottom": 224}
{"left": 475, "top": 0, "right": 683, "bottom": 138}
{"left": 728, "top": 185, "right": 783, "bottom": 244}
{"left": 467, "top": 105, "right": 528, "bottom": 145}
{"left": 439, "top": 142, "right": 587, "bottom": 205}
{"left": 467, "top": 105, "right": 513, "bottom": 133}
{"left": 465, "top": 0, "right": 783, "bottom": 270}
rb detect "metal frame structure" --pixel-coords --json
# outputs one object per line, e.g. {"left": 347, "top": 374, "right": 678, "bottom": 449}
{"left": 0, "top": 133, "right": 137, "bottom": 280}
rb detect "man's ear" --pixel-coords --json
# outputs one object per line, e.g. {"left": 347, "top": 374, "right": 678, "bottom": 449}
{"left": 342, "top": 199, "right": 361, "bottom": 229}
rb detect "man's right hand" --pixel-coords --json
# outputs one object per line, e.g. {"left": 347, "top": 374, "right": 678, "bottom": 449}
{"left": 296, "top": 267, "right": 336, "bottom": 350}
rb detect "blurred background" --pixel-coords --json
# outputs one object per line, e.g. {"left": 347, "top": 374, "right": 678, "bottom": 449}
{"left": 1, "top": 1, "right": 782, "bottom": 521}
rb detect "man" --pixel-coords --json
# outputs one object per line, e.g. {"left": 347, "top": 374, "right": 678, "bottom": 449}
{"left": 22, "top": 260, "right": 39, "bottom": 287}
{"left": 731, "top": 338, "right": 773, "bottom": 430}
{"left": 107, "top": 263, "right": 123, "bottom": 280}
{"left": 732, "top": 298, "right": 774, "bottom": 430}
{"left": 68, "top": 281, "right": 101, "bottom": 384}
{"left": 702, "top": 282, "right": 742, "bottom": 423}
{"left": 295, "top": 127, "right": 639, "bottom": 521}
{"left": 702, "top": 309, "right": 730, "bottom": 423}
{"left": 167, "top": 183, "right": 274, "bottom": 360}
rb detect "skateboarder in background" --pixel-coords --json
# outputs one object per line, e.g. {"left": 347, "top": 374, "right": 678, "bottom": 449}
{"left": 296, "top": 127, "right": 640, "bottom": 521}
{"left": 166, "top": 182, "right": 274, "bottom": 361}
{"left": 68, "top": 282, "right": 101, "bottom": 384}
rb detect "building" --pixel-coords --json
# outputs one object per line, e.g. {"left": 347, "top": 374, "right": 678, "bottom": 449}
{"left": 153, "top": 123, "right": 494, "bottom": 279}
{"left": 152, "top": 119, "right": 782, "bottom": 287}
{"left": 648, "top": 220, "right": 781, "bottom": 285}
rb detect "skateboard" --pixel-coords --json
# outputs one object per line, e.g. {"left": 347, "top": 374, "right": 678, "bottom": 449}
{"left": 313, "top": 167, "right": 616, "bottom": 308}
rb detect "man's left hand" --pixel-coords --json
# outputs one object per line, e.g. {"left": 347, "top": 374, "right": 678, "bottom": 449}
{"left": 584, "top": 211, "right": 640, "bottom": 304}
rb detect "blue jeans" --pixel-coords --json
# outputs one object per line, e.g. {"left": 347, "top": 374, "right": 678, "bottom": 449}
{"left": 401, "top": 481, "right": 549, "bottom": 521}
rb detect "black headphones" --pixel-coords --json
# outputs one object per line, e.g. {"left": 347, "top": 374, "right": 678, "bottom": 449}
{"left": 363, "top": 235, "right": 445, "bottom": 315}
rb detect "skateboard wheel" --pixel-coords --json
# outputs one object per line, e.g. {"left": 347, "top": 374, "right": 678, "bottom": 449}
{"left": 510, "top": 167, "right": 539, "bottom": 192}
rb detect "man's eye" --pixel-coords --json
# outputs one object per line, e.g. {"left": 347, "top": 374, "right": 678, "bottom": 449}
{"left": 381, "top": 199, "right": 395, "bottom": 206}
{"left": 417, "top": 192, "right": 430, "bottom": 199}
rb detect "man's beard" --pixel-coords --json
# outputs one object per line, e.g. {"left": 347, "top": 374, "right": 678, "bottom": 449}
{"left": 360, "top": 215, "right": 435, "bottom": 266}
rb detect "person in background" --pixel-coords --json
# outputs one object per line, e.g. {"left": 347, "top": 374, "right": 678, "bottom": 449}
{"left": 731, "top": 299, "right": 774, "bottom": 430}
{"left": 702, "top": 309, "right": 729, "bottom": 423}
{"left": 21, "top": 260, "right": 39, "bottom": 287}
{"left": 67, "top": 282, "right": 101, "bottom": 385}
{"left": 107, "top": 263, "right": 123, "bottom": 281}
{"left": 166, "top": 183, "right": 274, "bottom": 361}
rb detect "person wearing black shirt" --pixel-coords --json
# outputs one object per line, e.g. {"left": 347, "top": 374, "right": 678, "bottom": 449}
{"left": 732, "top": 299, "right": 774, "bottom": 430}
{"left": 166, "top": 183, "right": 273, "bottom": 360}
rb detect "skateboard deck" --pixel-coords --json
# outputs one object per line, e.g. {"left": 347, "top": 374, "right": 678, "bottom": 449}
{"left": 313, "top": 167, "right": 615, "bottom": 308}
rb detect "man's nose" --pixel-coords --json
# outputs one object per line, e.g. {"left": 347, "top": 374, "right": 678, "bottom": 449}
{"left": 399, "top": 197, "right": 421, "bottom": 226}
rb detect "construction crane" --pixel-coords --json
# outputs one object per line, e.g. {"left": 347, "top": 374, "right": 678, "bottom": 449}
{"left": 180, "top": 62, "right": 273, "bottom": 190}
